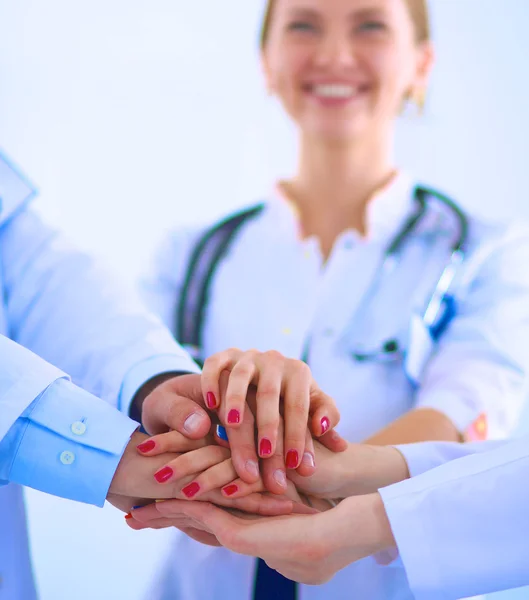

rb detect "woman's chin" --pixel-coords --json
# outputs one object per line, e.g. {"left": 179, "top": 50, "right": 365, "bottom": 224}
{"left": 302, "top": 124, "right": 369, "bottom": 147}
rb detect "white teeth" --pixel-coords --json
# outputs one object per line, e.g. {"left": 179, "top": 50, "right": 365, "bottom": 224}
{"left": 312, "top": 84, "right": 357, "bottom": 98}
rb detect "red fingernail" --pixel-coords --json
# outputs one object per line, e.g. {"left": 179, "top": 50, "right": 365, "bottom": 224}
{"left": 222, "top": 484, "right": 239, "bottom": 497}
{"left": 259, "top": 438, "right": 272, "bottom": 456}
{"left": 182, "top": 482, "right": 200, "bottom": 498}
{"left": 125, "top": 513, "right": 132, "bottom": 520}
{"left": 154, "top": 466, "right": 174, "bottom": 483}
{"left": 227, "top": 409, "right": 240, "bottom": 424}
{"left": 286, "top": 449, "right": 299, "bottom": 469}
{"left": 137, "top": 440, "right": 156, "bottom": 453}
{"left": 321, "top": 416, "right": 330, "bottom": 435}
{"left": 206, "top": 392, "right": 217, "bottom": 409}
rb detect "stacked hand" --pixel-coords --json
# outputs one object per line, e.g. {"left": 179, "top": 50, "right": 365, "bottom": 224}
{"left": 107, "top": 348, "right": 408, "bottom": 582}
{"left": 107, "top": 349, "right": 346, "bottom": 517}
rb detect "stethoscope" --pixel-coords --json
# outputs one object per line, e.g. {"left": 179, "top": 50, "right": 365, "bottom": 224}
{"left": 346, "top": 185, "right": 469, "bottom": 363}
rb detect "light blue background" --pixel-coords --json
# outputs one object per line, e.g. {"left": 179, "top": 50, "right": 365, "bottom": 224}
{"left": 0, "top": 1, "right": 528, "bottom": 598}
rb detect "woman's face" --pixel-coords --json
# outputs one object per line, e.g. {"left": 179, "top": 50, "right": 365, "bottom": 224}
{"left": 262, "top": 0, "right": 433, "bottom": 144}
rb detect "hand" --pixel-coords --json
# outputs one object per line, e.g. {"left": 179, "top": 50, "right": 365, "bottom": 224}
{"left": 138, "top": 374, "right": 211, "bottom": 439}
{"left": 139, "top": 374, "right": 341, "bottom": 497}
{"left": 107, "top": 431, "right": 296, "bottom": 516}
{"left": 288, "top": 442, "right": 411, "bottom": 501}
{"left": 140, "top": 439, "right": 267, "bottom": 500}
{"left": 135, "top": 415, "right": 312, "bottom": 501}
{"left": 126, "top": 494, "right": 396, "bottom": 584}
{"left": 201, "top": 349, "right": 347, "bottom": 468}
{"left": 125, "top": 479, "right": 317, "bottom": 544}
{"left": 137, "top": 372, "right": 270, "bottom": 487}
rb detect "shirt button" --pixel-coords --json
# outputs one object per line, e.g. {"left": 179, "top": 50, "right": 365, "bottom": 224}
{"left": 281, "top": 327, "right": 292, "bottom": 336}
{"left": 71, "top": 421, "right": 86, "bottom": 436}
{"left": 323, "top": 328, "right": 335, "bottom": 337}
{"left": 60, "top": 451, "right": 75, "bottom": 465}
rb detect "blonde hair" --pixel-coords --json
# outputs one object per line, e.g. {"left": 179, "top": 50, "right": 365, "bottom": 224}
{"left": 259, "top": 0, "right": 431, "bottom": 48}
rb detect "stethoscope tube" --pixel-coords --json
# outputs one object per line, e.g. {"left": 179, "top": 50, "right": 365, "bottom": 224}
{"left": 346, "top": 186, "right": 469, "bottom": 363}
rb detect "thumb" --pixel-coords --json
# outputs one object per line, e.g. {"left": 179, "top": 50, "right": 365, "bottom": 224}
{"left": 142, "top": 375, "right": 212, "bottom": 438}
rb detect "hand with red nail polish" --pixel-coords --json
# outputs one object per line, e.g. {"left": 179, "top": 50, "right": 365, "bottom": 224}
{"left": 287, "top": 440, "right": 410, "bottom": 504}
{"left": 199, "top": 348, "right": 346, "bottom": 480}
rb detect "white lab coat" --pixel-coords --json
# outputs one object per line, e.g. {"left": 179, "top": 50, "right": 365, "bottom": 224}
{"left": 382, "top": 437, "right": 529, "bottom": 599}
{"left": 142, "top": 173, "right": 529, "bottom": 600}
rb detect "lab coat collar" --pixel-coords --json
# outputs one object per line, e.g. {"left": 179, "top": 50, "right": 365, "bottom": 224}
{"left": 0, "top": 151, "right": 37, "bottom": 227}
{"left": 265, "top": 171, "right": 416, "bottom": 244}
{"left": 366, "top": 171, "right": 416, "bottom": 243}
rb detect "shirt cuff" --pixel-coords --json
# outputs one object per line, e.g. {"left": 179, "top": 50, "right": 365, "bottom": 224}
{"left": 3, "top": 378, "right": 139, "bottom": 506}
{"left": 118, "top": 354, "right": 201, "bottom": 417}
{"left": 395, "top": 440, "right": 506, "bottom": 477}
{"left": 379, "top": 484, "right": 447, "bottom": 600}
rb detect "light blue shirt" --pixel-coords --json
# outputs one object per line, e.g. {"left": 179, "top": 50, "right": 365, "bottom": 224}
{"left": 0, "top": 151, "right": 200, "bottom": 599}
{"left": 382, "top": 438, "right": 529, "bottom": 599}
{"left": 0, "top": 378, "right": 137, "bottom": 506}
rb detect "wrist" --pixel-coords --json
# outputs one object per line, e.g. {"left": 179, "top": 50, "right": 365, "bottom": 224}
{"left": 337, "top": 494, "right": 396, "bottom": 559}
{"left": 337, "top": 444, "right": 410, "bottom": 499}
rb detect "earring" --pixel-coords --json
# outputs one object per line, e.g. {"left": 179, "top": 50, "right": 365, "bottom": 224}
{"left": 411, "top": 86, "right": 426, "bottom": 114}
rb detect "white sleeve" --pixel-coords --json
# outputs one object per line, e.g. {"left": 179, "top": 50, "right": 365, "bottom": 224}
{"left": 415, "top": 224, "right": 529, "bottom": 439}
{"left": 380, "top": 435, "right": 529, "bottom": 599}
{"left": 395, "top": 439, "right": 506, "bottom": 477}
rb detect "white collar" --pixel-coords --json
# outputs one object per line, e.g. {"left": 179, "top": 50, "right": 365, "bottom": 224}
{"left": 264, "top": 171, "right": 416, "bottom": 244}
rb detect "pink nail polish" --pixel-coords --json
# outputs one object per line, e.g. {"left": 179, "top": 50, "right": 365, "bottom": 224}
{"left": 154, "top": 466, "right": 174, "bottom": 484}
{"left": 227, "top": 409, "right": 240, "bottom": 424}
{"left": 206, "top": 392, "right": 217, "bottom": 409}
{"left": 321, "top": 416, "right": 330, "bottom": 435}
{"left": 182, "top": 482, "right": 200, "bottom": 498}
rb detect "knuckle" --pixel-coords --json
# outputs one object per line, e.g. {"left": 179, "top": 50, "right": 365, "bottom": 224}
{"left": 296, "top": 361, "right": 312, "bottom": 379}
{"left": 259, "top": 414, "right": 280, "bottom": 432}
{"left": 256, "top": 384, "right": 281, "bottom": 402}
{"left": 227, "top": 347, "right": 242, "bottom": 358}
{"left": 285, "top": 436, "right": 304, "bottom": 451}
{"left": 236, "top": 440, "right": 259, "bottom": 456}
{"left": 226, "top": 392, "right": 247, "bottom": 407}
{"left": 232, "top": 361, "right": 254, "bottom": 378}
{"left": 173, "top": 455, "right": 192, "bottom": 475}
{"left": 167, "top": 401, "right": 194, "bottom": 428}
{"left": 264, "top": 349, "right": 284, "bottom": 364}
{"left": 288, "top": 401, "right": 308, "bottom": 419}
{"left": 203, "top": 354, "right": 223, "bottom": 371}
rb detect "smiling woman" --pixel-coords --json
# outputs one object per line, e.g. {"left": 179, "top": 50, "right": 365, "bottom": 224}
{"left": 258, "top": 0, "right": 433, "bottom": 146}
{"left": 139, "top": 0, "right": 529, "bottom": 599}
